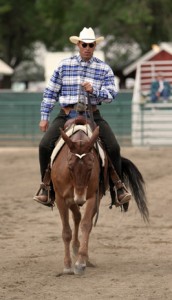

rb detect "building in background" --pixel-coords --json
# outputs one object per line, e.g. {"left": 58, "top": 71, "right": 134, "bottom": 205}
{"left": 0, "top": 59, "right": 14, "bottom": 89}
{"left": 123, "top": 42, "right": 172, "bottom": 146}
{"left": 123, "top": 42, "right": 172, "bottom": 96}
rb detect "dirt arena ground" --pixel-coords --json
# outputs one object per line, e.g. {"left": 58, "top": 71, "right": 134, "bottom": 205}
{"left": 0, "top": 146, "right": 172, "bottom": 300}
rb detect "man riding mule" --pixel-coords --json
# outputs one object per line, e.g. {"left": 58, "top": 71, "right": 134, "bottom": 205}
{"left": 33, "top": 27, "right": 131, "bottom": 208}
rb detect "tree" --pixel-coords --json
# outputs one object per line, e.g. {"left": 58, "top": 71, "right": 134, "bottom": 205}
{"left": 1, "top": 0, "right": 172, "bottom": 71}
{"left": 35, "top": 0, "right": 74, "bottom": 50}
{"left": 0, "top": 0, "right": 40, "bottom": 67}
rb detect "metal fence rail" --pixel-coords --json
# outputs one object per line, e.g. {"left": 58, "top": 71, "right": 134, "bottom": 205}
{"left": 2, "top": 91, "right": 172, "bottom": 147}
{"left": 138, "top": 103, "right": 172, "bottom": 146}
{"left": 1, "top": 91, "right": 172, "bottom": 147}
{"left": 0, "top": 91, "right": 132, "bottom": 147}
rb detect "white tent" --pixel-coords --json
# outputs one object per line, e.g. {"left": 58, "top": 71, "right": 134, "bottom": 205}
{"left": 0, "top": 59, "right": 14, "bottom": 75}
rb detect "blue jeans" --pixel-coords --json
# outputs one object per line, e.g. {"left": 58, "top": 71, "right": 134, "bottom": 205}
{"left": 151, "top": 88, "right": 170, "bottom": 103}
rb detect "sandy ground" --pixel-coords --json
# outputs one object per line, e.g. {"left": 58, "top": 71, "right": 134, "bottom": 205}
{"left": 0, "top": 146, "right": 172, "bottom": 300}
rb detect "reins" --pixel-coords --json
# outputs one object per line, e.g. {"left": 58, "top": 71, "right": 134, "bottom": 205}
{"left": 87, "top": 92, "right": 100, "bottom": 226}
{"left": 87, "top": 92, "right": 95, "bottom": 131}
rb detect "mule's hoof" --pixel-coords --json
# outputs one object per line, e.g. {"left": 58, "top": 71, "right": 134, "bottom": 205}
{"left": 63, "top": 268, "right": 74, "bottom": 275}
{"left": 74, "top": 262, "right": 86, "bottom": 275}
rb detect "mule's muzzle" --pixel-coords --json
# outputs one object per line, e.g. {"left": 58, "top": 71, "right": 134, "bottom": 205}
{"left": 74, "top": 188, "right": 87, "bottom": 206}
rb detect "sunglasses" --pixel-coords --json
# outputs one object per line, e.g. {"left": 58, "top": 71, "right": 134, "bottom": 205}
{"left": 81, "top": 43, "right": 95, "bottom": 48}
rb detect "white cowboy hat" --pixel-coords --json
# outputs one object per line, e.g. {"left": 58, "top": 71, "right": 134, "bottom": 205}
{"left": 69, "top": 27, "right": 104, "bottom": 45}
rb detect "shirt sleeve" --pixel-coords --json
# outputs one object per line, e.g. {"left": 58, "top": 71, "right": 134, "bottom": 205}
{"left": 40, "top": 66, "right": 62, "bottom": 120}
{"left": 92, "top": 66, "right": 118, "bottom": 104}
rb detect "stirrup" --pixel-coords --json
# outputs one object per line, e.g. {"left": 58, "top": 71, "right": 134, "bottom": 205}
{"left": 34, "top": 195, "right": 55, "bottom": 208}
{"left": 113, "top": 181, "right": 131, "bottom": 207}
{"left": 33, "top": 182, "right": 55, "bottom": 209}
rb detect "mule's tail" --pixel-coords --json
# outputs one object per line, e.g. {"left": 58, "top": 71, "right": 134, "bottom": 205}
{"left": 121, "top": 157, "right": 149, "bottom": 222}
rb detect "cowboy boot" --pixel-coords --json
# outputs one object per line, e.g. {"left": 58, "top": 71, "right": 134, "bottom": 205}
{"left": 109, "top": 181, "right": 130, "bottom": 210}
{"left": 108, "top": 164, "right": 131, "bottom": 206}
{"left": 114, "top": 180, "right": 131, "bottom": 206}
{"left": 33, "top": 166, "right": 55, "bottom": 207}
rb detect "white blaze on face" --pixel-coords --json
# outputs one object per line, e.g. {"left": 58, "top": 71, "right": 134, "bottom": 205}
{"left": 75, "top": 153, "right": 86, "bottom": 159}
{"left": 72, "top": 152, "right": 88, "bottom": 206}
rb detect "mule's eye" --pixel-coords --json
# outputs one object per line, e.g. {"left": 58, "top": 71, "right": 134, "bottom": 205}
{"left": 68, "top": 163, "right": 73, "bottom": 170}
{"left": 68, "top": 154, "right": 75, "bottom": 170}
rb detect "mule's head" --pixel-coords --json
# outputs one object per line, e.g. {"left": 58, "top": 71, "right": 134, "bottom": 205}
{"left": 60, "top": 126, "right": 99, "bottom": 206}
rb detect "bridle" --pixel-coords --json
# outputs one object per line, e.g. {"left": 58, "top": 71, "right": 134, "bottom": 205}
{"left": 74, "top": 153, "right": 87, "bottom": 159}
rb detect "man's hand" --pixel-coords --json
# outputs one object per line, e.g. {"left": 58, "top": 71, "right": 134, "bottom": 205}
{"left": 81, "top": 82, "right": 93, "bottom": 93}
{"left": 39, "top": 120, "right": 49, "bottom": 132}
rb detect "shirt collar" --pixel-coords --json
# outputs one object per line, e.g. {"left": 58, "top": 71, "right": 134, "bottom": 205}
{"left": 77, "top": 54, "right": 94, "bottom": 65}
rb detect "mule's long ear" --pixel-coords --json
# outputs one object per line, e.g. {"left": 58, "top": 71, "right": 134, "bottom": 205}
{"left": 85, "top": 126, "right": 99, "bottom": 152}
{"left": 60, "top": 128, "right": 74, "bottom": 150}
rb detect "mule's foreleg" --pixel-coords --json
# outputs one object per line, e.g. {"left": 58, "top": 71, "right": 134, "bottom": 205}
{"left": 57, "top": 199, "right": 73, "bottom": 274}
{"left": 62, "top": 224, "right": 72, "bottom": 274}
{"left": 74, "top": 197, "right": 96, "bottom": 275}
{"left": 70, "top": 204, "right": 81, "bottom": 258}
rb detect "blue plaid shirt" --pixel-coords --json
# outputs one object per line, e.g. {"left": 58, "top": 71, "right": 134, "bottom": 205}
{"left": 41, "top": 54, "right": 118, "bottom": 120}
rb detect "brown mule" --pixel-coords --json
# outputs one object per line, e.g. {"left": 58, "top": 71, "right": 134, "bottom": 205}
{"left": 51, "top": 125, "right": 109, "bottom": 275}
{"left": 38, "top": 116, "right": 148, "bottom": 275}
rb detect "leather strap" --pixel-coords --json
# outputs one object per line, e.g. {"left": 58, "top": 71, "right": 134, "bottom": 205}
{"left": 42, "top": 164, "right": 51, "bottom": 186}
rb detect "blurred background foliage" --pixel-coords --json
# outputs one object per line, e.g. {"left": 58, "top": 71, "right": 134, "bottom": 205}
{"left": 0, "top": 0, "right": 172, "bottom": 71}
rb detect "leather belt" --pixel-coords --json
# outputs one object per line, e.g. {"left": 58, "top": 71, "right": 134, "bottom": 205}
{"left": 62, "top": 103, "right": 97, "bottom": 114}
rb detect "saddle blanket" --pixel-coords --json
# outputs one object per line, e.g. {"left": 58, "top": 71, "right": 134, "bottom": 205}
{"left": 50, "top": 124, "right": 105, "bottom": 167}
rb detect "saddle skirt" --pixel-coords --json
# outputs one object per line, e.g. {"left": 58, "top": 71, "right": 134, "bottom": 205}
{"left": 50, "top": 124, "right": 105, "bottom": 168}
